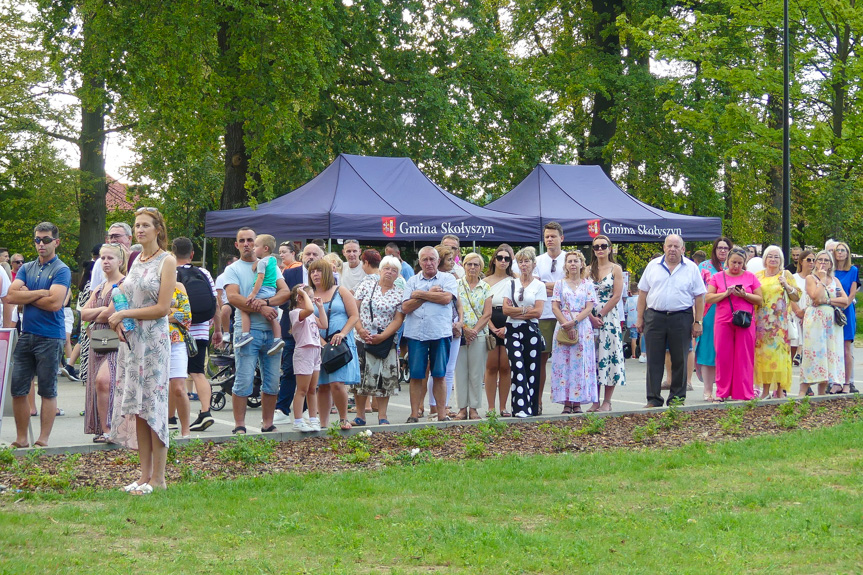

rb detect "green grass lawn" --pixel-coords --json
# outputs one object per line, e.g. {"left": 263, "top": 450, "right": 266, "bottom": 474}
{"left": 2, "top": 421, "right": 863, "bottom": 574}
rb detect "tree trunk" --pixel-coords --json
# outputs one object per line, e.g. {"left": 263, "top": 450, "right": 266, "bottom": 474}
{"left": 76, "top": 15, "right": 107, "bottom": 269}
{"left": 583, "top": 0, "right": 622, "bottom": 176}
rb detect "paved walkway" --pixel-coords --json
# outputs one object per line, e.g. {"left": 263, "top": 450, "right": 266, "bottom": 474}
{"left": 3, "top": 347, "right": 861, "bottom": 454}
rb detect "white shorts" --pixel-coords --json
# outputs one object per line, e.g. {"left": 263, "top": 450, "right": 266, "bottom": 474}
{"left": 64, "top": 308, "right": 73, "bottom": 335}
{"left": 170, "top": 342, "right": 189, "bottom": 379}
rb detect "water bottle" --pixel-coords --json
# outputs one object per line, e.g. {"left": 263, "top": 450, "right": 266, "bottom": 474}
{"left": 112, "top": 285, "right": 136, "bottom": 332}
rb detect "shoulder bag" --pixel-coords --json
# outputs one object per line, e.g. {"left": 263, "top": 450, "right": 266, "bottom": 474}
{"left": 363, "top": 283, "right": 396, "bottom": 359}
{"left": 321, "top": 290, "right": 354, "bottom": 373}
{"left": 90, "top": 329, "right": 119, "bottom": 353}
{"left": 176, "top": 324, "right": 198, "bottom": 358}
{"left": 460, "top": 278, "right": 496, "bottom": 351}
{"left": 722, "top": 273, "right": 752, "bottom": 328}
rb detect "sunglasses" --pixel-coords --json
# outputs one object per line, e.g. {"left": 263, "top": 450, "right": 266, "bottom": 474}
{"left": 592, "top": 243, "right": 609, "bottom": 251}
{"left": 11, "top": 259, "right": 23, "bottom": 264}
{"left": 495, "top": 255, "right": 511, "bottom": 262}
{"left": 803, "top": 257, "right": 814, "bottom": 263}
{"left": 135, "top": 206, "right": 159, "bottom": 214}
{"left": 33, "top": 236, "right": 56, "bottom": 244}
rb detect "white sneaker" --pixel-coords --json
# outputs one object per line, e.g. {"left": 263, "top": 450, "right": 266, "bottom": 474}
{"left": 309, "top": 418, "right": 321, "bottom": 432}
{"left": 638, "top": 355, "right": 647, "bottom": 363}
{"left": 272, "top": 410, "right": 292, "bottom": 425}
{"left": 293, "top": 420, "right": 314, "bottom": 433}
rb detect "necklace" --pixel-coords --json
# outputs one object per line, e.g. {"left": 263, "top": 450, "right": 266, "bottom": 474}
{"left": 138, "top": 248, "right": 162, "bottom": 263}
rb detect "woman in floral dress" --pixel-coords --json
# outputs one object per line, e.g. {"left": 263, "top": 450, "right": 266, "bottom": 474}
{"left": 550, "top": 251, "right": 597, "bottom": 413}
{"left": 754, "top": 246, "right": 800, "bottom": 398}
{"left": 799, "top": 250, "right": 848, "bottom": 396}
{"left": 109, "top": 208, "right": 176, "bottom": 495}
{"left": 588, "top": 234, "right": 625, "bottom": 412}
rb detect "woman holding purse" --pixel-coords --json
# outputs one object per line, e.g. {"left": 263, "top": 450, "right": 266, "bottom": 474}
{"left": 454, "top": 253, "right": 492, "bottom": 420}
{"left": 550, "top": 251, "right": 597, "bottom": 414}
{"left": 754, "top": 246, "right": 800, "bottom": 398}
{"left": 705, "top": 248, "right": 763, "bottom": 401}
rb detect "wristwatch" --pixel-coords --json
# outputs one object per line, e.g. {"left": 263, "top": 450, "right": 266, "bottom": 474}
{"left": 265, "top": 298, "right": 270, "bottom": 306}
{"left": 694, "top": 320, "right": 703, "bottom": 325}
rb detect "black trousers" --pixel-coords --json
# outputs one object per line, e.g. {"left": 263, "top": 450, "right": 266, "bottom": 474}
{"left": 644, "top": 308, "right": 693, "bottom": 406}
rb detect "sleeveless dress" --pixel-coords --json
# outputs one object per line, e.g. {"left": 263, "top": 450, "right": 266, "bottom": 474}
{"left": 696, "top": 261, "right": 722, "bottom": 366}
{"left": 110, "top": 252, "right": 171, "bottom": 449}
{"left": 84, "top": 280, "right": 122, "bottom": 435}
{"left": 753, "top": 271, "right": 793, "bottom": 391}
{"left": 835, "top": 266, "right": 858, "bottom": 341}
{"left": 316, "top": 288, "right": 360, "bottom": 385}
{"left": 792, "top": 273, "right": 810, "bottom": 349}
{"left": 800, "top": 277, "right": 845, "bottom": 385}
{"left": 592, "top": 271, "right": 626, "bottom": 387}
{"left": 550, "top": 279, "right": 598, "bottom": 404}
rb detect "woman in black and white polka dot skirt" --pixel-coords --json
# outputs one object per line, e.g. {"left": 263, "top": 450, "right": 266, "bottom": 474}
{"left": 502, "top": 247, "right": 547, "bottom": 418}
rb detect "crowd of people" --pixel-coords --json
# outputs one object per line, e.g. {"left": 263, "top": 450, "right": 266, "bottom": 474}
{"left": 0, "top": 216, "right": 859, "bottom": 494}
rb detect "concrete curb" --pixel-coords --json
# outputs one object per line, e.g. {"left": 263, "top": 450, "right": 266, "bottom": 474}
{"left": 4, "top": 393, "right": 852, "bottom": 458}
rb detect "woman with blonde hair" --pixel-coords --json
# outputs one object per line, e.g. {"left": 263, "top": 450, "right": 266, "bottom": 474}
{"left": 454, "top": 252, "right": 492, "bottom": 420}
{"left": 551, "top": 251, "right": 597, "bottom": 413}
{"left": 754, "top": 245, "right": 800, "bottom": 398}
{"left": 483, "top": 243, "right": 516, "bottom": 416}
{"left": 832, "top": 242, "right": 858, "bottom": 393}
{"left": 81, "top": 243, "right": 127, "bottom": 442}
{"left": 800, "top": 250, "right": 848, "bottom": 396}
{"left": 502, "top": 247, "right": 546, "bottom": 417}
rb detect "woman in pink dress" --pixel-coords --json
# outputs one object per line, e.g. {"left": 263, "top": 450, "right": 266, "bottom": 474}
{"left": 705, "top": 248, "right": 763, "bottom": 401}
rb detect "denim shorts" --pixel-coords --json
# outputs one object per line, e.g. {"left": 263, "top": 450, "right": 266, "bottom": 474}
{"left": 233, "top": 328, "right": 280, "bottom": 396}
{"left": 405, "top": 337, "right": 451, "bottom": 380}
{"left": 257, "top": 285, "right": 276, "bottom": 300}
{"left": 11, "top": 333, "right": 64, "bottom": 398}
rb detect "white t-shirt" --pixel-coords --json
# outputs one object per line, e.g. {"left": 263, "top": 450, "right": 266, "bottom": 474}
{"left": 0, "top": 269, "right": 10, "bottom": 325}
{"left": 505, "top": 278, "right": 547, "bottom": 326}
{"left": 533, "top": 252, "right": 566, "bottom": 319}
{"left": 340, "top": 261, "right": 368, "bottom": 293}
{"left": 746, "top": 257, "right": 764, "bottom": 274}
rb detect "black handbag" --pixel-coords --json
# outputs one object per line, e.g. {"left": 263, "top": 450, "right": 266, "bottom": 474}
{"left": 363, "top": 283, "right": 396, "bottom": 359}
{"left": 834, "top": 306, "right": 848, "bottom": 327}
{"left": 321, "top": 292, "right": 353, "bottom": 373}
{"left": 722, "top": 273, "right": 752, "bottom": 329}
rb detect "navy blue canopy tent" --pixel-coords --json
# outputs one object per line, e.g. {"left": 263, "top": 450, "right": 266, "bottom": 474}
{"left": 486, "top": 164, "right": 723, "bottom": 243}
{"left": 205, "top": 154, "right": 539, "bottom": 243}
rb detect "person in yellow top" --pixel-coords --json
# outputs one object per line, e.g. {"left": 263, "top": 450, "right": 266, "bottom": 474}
{"left": 754, "top": 246, "right": 800, "bottom": 398}
{"left": 167, "top": 285, "right": 192, "bottom": 436}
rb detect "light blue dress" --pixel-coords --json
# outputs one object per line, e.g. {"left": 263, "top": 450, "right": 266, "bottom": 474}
{"left": 696, "top": 261, "right": 721, "bottom": 366}
{"left": 315, "top": 288, "right": 360, "bottom": 385}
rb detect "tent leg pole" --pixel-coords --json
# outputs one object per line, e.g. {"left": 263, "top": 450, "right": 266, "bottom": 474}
{"left": 328, "top": 239, "right": 332, "bottom": 253}
{"left": 472, "top": 241, "right": 476, "bottom": 253}
{"left": 202, "top": 237, "right": 207, "bottom": 269}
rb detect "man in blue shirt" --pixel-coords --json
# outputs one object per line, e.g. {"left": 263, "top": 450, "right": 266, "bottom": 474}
{"left": 402, "top": 246, "right": 458, "bottom": 423}
{"left": 222, "top": 227, "right": 290, "bottom": 434}
{"left": 386, "top": 242, "right": 415, "bottom": 282}
{"left": 6, "top": 222, "right": 71, "bottom": 448}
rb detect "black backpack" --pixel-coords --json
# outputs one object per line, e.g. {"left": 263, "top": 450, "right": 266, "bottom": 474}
{"left": 177, "top": 265, "right": 217, "bottom": 324}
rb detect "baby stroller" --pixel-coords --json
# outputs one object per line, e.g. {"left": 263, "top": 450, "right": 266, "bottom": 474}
{"left": 207, "top": 343, "right": 262, "bottom": 411}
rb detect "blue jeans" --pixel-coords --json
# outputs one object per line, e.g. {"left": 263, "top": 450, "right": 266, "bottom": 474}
{"left": 406, "top": 337, "right": 451, "bottom": 380}
{"left": 233, "top": 329, "right": 280, "bottom": 396}
{"left": 276, "top": 336, "right": 297, "bottom": 414}
{"left": 11, "top": 333, "right": 63, "bottom": 398}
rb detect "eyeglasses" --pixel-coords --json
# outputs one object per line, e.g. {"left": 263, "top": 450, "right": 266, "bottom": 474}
{"left": 33, "top": 236, "right": 56, "bottom": 244}
{"left": 135, "top": 206, "right": 159, "bottom": 214}
{"left": 716, "top": 246, "right": 730, "bottom": 251}
{"left": 815, "top": 258, "right": 831, "bottom": 263}
{"left": 592, "top": 243, "right": 609, "bottom": 251}
{"left": 495, "top": 255, "right": 511, "bottom": 262}
{"left": 106, "top": 233, "right": 127, "bottom": 241}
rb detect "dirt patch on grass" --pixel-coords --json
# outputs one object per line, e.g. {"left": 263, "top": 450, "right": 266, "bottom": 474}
{"left": 1, "top": 396, "right": 861, "bottom": 494}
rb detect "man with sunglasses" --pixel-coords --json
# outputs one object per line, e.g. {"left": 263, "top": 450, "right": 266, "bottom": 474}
{"left": 89, "top": 222, "right": 138, "bottom": 289}
{"left": 636, "top": 234, "right": 705, "bottom": 408}
{"left": 533, "top": 221, "right": 567, "bottom": 414}
{"left": 10, "top": 253, "right": 24, "bottom": 280}
{"left": 5, "top": 222, "right": 72, "bottom": 448}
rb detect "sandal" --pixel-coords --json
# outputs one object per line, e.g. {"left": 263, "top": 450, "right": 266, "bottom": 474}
{"left": 468, "top": 409, "right": 480, "bottom": 420}
{"left": 586, "top": 404, "right": 600, "bottom": 413}
{"left": 406, "top": 417, "right": 419, "bottom": 423}
{"left": 353, "top": 417, "right": 366, "bottom": 426}
{"left": 232, "top": 426, "right": 247, "bottom": 435}
{"left": 130, "top": 483, "right": 153, "bottom": 496}
{"left": 571, "top": 407, "right": 583, "bottom": 414}
{"left": 120, "top": 481, "right": 140, "bottom": 493}
{"left": 260, "top": 425, "right": 277, "bottom": 433}
{"left": 378, "top": 419, "right": 390, "bottom": 425}
{"left": 500, "top": 411, "right": 512, "bottom": 417}
{"left": 10, "top": 441, "right": 29, "bottom": 449}
{"left": 562, "top": 405, "right": 573, "bottom": 415}
{"left": 453, "top": 410, "right": 468, "bottom": 420}
{"left": 339, "top": 419, "right": 352, "bottom": 430}
{"left": 93, "top": 434, "right": 109, "bottom": 444}
{"left": 34, "top": 440, "right": 48, "bottom": 448}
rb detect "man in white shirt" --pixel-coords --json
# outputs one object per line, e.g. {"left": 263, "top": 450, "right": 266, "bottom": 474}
{"left": 339, "top": 239, "right": 368, "bottom": 292}
{"left": 533, "top": 221, "right": 566, "bottom": 414}
{"left": 441, "top": 235, "right": 465, "bottom": 279}
{"left": 90, "top": 222, "right": 136, "bottom": 288}
{"left": 636, "top": 234, "right": 705, "bottom": 407}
